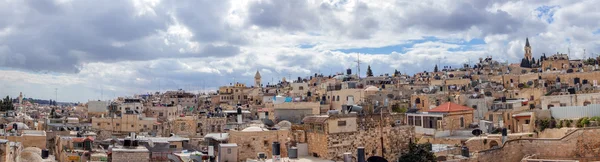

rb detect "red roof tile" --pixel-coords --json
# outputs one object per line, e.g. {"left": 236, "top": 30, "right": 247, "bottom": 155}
{"left": 427, "top": 102, "right": 473, "bottom": 113}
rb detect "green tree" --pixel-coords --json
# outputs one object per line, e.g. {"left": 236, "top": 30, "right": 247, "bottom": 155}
{"left": 434, "top": 64, "right": 438, "bottom": 72}
{"left": 398, "top": 142, "right": 436, "bottom": 162}
{"left": 1, "top": 96, "right": 14, "bottom": 111}
{"left": 366, "top": 65, "right": 373, "bottom": 77}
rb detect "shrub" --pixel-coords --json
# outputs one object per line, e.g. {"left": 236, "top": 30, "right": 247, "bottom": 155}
{"left": 557, "top": 120, "right": 563, "bottom": 128}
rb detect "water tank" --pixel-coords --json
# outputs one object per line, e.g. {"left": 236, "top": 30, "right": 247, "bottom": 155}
{"left": 124, "top": 138, "right": 132, "bottom": 147}
{"left": 461, "top": 146, "right": 470, "bottom": 157}
{"left": 272, "top": 142, "right": 281, "bottom": 156}
{"left": 42, "top": 149, "right": 49, "bottom": 159}
{"left": 237, "top": 107, "right": 242, "bottom": 115}
{"left": 357, "top": 147, "right": 365, "bottom": 162}
{"left": 132, "top": 140, "right": 139, "bottom": 147}
{"left": 346, "top": 68, "right": 352, "bottom": 75}
{"left": 288, "top": 147, "right": 298, "bottom": 159}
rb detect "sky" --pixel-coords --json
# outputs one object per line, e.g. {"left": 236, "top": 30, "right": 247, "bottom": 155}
{"left": 0, "top": 0, "right": 599, "bottom": 102}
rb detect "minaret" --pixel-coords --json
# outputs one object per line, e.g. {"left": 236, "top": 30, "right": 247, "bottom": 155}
{"left": 524, "top": 38, "right": 532, "bottom": 61}
{"left": 254, "top": 70, "right": 261, "bottom": 87}
{"left": 18, "top": 92, "right": 23, "bottom": 105}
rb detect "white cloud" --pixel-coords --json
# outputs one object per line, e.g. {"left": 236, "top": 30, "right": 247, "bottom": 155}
{"left": 0, "top": 0, "right": 599, "bottom": 102}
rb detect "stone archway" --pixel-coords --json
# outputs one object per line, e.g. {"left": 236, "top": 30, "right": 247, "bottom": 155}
{"left": 489, "top": 140, "right": 499, "bottom": 149}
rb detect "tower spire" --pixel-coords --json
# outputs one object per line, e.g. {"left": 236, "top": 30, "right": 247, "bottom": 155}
{"left": 525, "top": 37, "right": 530, "bottom": 47}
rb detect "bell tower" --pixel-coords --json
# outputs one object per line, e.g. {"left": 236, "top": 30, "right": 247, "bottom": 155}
{"left": 254, "top": 70, "right": 261, "bottom": 87}
{"left": 524, "top": 38, "right": 532, "bottom": 61}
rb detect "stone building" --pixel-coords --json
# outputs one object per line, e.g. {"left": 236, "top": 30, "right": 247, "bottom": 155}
{"left": 228, "top": 127, "right": 294, "bottom": 161}
{"left": 406, "top": 102, "right": 474, "bottom": 137}
{"left": 302, "top": 114, "right": 414, "bottom": 161}
{"left": 91, "top": 113, "right": 158, "bottom": 134}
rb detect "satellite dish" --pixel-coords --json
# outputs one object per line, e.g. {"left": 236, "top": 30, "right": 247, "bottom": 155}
{"left": 472, "top": 129, "right": 482, "bottom": 136}
{"left": 422, "top": 88, "right": 430, "bottom": 93}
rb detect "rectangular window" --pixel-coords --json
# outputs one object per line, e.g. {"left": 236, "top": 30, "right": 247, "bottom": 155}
{"left": 169, "top": 145, "right": 177, "bottom": 148}
{"left": 337, "top": 121, "right": 346, "bottom": 126}
{"left": 408, "top": 116, "right": 414, "bottom": 125}
{"left": 131, "top": 124, "right": 134, "bottom": 128}
{"left": 227, "top": 148, "right": 232, "bottom": 154}
{"left": 415, "top": 116, "right": 422, "bottom": 126}
{"left": 116, "top": 123, "right": 120, "bottom": 126}
{"left": 525, "top": 120, "right": 530, "bottom": 124}
{"left": 560, "top": 103, "right": 567, "bottom": 107}
{"left": 97, "top": 123, "right": 101, "bottom": 126}
{"left": 489, "top": 114, "right": 493, "bottom": 121}
{"left": 460, "top": 117, "right": 464, "bottom": 128}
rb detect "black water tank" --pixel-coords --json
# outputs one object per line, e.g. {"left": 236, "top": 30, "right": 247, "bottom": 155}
{"left": 132, "top": 140, "right": 139, "bottom": 147}
{"left": 502, "top": 128, "right": 507, "bottom": 136}
{"left": 41, "top": 149, "right": 49, "bottom": 159}
{"left": 568, "top": 88, "right": 576, "bottom": 94}
{"left": 357, "top": 147, "right": 365, "bottom": 162}
{"left": 13, "top": 123, "right": 18, "bottom": 131}
{"left": 124, "top": 139, "right": 132, "bottom": 147}
{"left": 272, "top": 142, "right": 281, "bottom": 156}
{"left": 0, "top": 124, "right": 4, "bottom": 129}
{"left": 501, "top": 97, "right": 506, "bottom": 103}
{"left": 461, "top": 146, "right": 470, "bottom": 157}
{"left": 237, "top": 108, "right": 242, "bottom": 115}
{"left": 347, "top": 68, "right": 352, "bottom": 75}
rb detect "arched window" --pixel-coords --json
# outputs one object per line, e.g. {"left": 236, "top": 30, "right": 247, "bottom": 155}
{"left": 584, "top": 101, "right": 591, "bottom": 106}
{"left": 415, "top": 98, "right": 421, "bottom": 104}
{"left": 336, "top": 96, "right": 340, "bottom": 101}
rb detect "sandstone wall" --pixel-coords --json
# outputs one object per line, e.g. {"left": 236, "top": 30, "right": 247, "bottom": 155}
{"left": 112, "top": 152, "right": 150, "bottom": 162}
{"left": 470, "top": 128, "right": 600, "bottom": 162}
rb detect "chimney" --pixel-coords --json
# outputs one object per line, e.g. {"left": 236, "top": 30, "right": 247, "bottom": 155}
{"left": 357, "top": 147, "right": 365, "bottom": 162}
{"left": 272, "top": 142, "right": 281, "bottom": 162}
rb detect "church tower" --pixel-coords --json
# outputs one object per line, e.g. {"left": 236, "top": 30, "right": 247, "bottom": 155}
{"left": 254, "top": 70, "right": 261, "bottom": 87}
{"left": 524, "top": 38, "right": 532, "bottom": 61}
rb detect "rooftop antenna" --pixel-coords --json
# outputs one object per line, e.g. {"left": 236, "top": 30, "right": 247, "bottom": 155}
{"left": 584, "top": 49, "right": 586, "bottom": 58}
{"left": 355, "top": 53, "right": 361, "bottom": 80}
{"left": 568, "top": 47, "right": 571, "bottom": 59}
{"left": 55, "top": 88, "right": 58, "bottom": 104}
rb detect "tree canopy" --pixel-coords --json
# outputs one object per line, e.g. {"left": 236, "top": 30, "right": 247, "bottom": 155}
{"left": 0, "top": 96, "right": 15, "bottom": 111}
{"left": 397, "top": 142, "right": 436, "bottom": 162}
{"left": 367, "top": 65, "right": 373, "bottom": 77}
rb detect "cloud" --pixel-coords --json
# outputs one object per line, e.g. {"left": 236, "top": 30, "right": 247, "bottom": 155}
{"left": 1, "top": 0, "right": 600, "bottom": 102}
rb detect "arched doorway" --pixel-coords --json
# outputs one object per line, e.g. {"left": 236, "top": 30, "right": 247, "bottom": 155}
{"left": 489, "top": 140, "right": 499, "bottom": 149}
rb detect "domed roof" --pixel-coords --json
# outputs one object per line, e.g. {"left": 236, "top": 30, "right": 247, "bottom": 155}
{"left": 276, "top": 121, "right": 292, "bottom": 130}
{"left": 364, "top": 86, "right": 379, "bottom": 92}
{"left": 241, "top": 126, "right": 268, "bottom": 132}
{"left": 8, "top": 122, "right": 30, "bottom": 130}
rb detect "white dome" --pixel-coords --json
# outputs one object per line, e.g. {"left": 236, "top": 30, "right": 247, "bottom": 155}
{"left": 8, "top": 122, "right": 30, "bottom": 130}
{"left": 241, "top": 126, "right": 268, "bottom": 132}
{"left": 364, "top": 86, "right": 379, "bottom": 92}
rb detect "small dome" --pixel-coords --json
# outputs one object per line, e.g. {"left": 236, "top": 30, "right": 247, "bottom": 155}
{"left": 364, "top": 86, "right": 379, "bottom": 92}
{"left": 276, "top": 121, "right": 292, "bottom": 130}
{"left": 8, "top": 122, "right": 30, "bottom": 130}
{"left": 241, "top": 126, "right": 268, "bottom": 132}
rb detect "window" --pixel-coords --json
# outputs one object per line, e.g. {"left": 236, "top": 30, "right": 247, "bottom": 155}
{"left": 299, "top": 86, "right": 304, "bottom": 90}
{"left": 159, "top": 112, "right": 164, "bottom": 117}
{"left": 560, "top": 103, "right": 567, "bottom": 107}
{"left": 488, "top": 114, "right": 493, "bottom": 121}
{"left": 227, "top": 148, "right": 232, "bottom": 154}
{"left": 525, "top": 120, "right": 530, "bottom": 124}
{"left": 460, "top": 117, "right": 464, "bottom": 128}
{"left": 408, "top": 116, "right": 414, "bottom": 125}
{"left": 472, "top": 105, "right": 477, "bottom": 110}
{"left": 131, "top": 124, "right": 134, "bottom": 128}
{"left": 337, "top": 121, "right": 346, "bottom": 126}
{"left": 116, "top": 123, "right": 120, "bottom": 126}
{"left": 144, "top": 125, "right": 147, "bottom": 128}
{"left": 415, "top": 116, "right": 422, "bottom": 126}
{"left": 97, "top": 123, "right": 101, "bottom": 126}
{"left": 170, "top": 145, "right": 177, "bottom": 148}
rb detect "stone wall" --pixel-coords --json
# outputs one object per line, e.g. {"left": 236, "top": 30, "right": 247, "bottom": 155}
{"left": 112, "top": 151, "right": 150, "bottom": 162}
{"left": 229, "top": 130, "right": 292, "bottom": 161}
{"left": 469, "top": 128, "right": 600, "bottom": 162}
